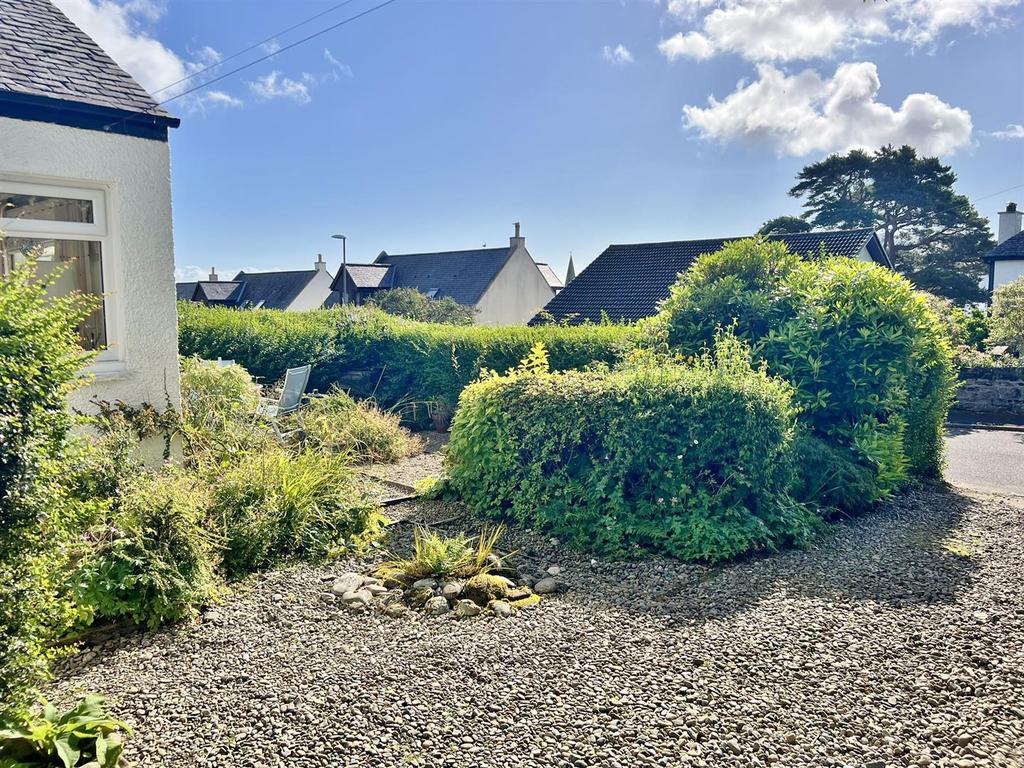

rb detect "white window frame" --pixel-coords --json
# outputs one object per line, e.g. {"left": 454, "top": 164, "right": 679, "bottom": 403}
{"left": 0, "top": 177, "right": 122, "bottom": 371}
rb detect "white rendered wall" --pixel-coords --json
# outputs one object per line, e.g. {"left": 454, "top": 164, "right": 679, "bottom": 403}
{"left": 288, "top": 268, "right": 335, "bottom": 311}
{"left": 475, "top": 244, "right": 556, "bottom": 325}
{"left": 994, "top": 260, "right": 1024, "bottom": 290}
{"left": 0, "top": 116, "right": 182, "bottom": 415}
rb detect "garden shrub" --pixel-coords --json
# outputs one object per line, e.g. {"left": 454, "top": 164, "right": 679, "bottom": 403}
{"left": 213, "top": 449, "right": 380, "bottom": 577}
{"left": 0, "top": 694, "right": 130, "bottom": 768}
{"left": 72, "top": 470, "right": 219, "bottom": 629}
{"left": 651, "top": 238, "right": 955, "bottom": 494}
{"left": 989, "top": 277, "right": 1024, "bottom": 355}
{"left": 295, "top": 388, "right": 419, "bottom": 463}
{"left": 447, "top": 339, "right": 818, "bottom": 562}
{"left": 177, "top": 302, "right": 636, "bottom": 423}
{"left": 0, "top": 258, "right": 96, "bottom": 716}
{"left": 365, "top": 287, "right": 476, "bottom": 325}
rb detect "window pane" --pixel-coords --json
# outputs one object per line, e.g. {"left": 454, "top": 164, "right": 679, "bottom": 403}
{"left": 0, "top": 237, "right": 107, "bottom": 350}
{"left": 0, "top": 192, "right": 94, "bottom": 224}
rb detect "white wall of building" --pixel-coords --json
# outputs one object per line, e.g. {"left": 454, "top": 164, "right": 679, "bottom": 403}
{"left": 475, "top": 241, "right": 556, "bottom": 325}
{"left": 993, "top": 260, "right": 1024, "bottom": 291}
{"left": 0, "top": 116, "right": 182, "bottom": 415}
{"left": 288, "top": 267, "right": 335, "bottom": 311}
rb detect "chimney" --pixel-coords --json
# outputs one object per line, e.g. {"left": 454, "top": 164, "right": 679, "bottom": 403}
{"left": 208, "top": 267, "right": 218, "bottom": 282}
{"left": 510, "top": 221, "right": 525, "bottom": 250}
{"left": 998, "top": 202, "right": 1022, "bottom": 245}
{"left": 314, "top": 253, "right": 327, "bottom": 272}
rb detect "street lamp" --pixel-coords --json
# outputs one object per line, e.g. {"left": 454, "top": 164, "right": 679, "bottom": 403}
{"left": 331, "top": 233, "right": 347, "bottom": 305}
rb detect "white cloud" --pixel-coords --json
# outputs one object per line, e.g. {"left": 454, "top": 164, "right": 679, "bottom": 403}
{"left": 602, "top": 44, "right": 635, "bottom": 65}
{"left": 174, "top": 265, "right": 209, "bottom": 282}
{"left": 262, "top": 39, "right": 282, "bottom": 55}
{"left": 248, "top": 71, "right": 314, "bottom": 104}
{"left": 53, "top": 0, "right": 240, "bottom": 110}
{"left": 323, "top": 48, "right": 354, "bottom": 80}
{"left": 659, "top": 0, "right": 1019, "bottom": 63}
{"left": 682, "top": 61, "right": 973, "bottom": 156}
{"left": 993, "top": 123, "right": 1024, "bottom": 139}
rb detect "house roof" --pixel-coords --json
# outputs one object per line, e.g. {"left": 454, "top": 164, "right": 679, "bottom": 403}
{"left": 176, "top": 282, "right": 198, "bottom": 301}
{"left": 195, "top": 281, "right": 244, "bottom": 303}
{"left": 231, "top": 270, "right": 322, "bottom": 310}
{"left": 986, "top": 231, "right": 1024, "bottom": 262}
{"left": 536, "top": 263, "right": 564, "bottom": 290}
{"left": 534, "top": 229, "right": 887, "bottom": 325}
{"left": 329, "top": 247, "right": 514, "bottom": 306}
{"left": 344, "top": 264, "right": 395, "bottom": 289}
{"left": 0, "top": 0, "right": 179, "bottom": 140}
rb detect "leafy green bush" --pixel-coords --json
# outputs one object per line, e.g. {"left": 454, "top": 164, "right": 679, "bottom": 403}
{"left": 179, "top": 356, "right": 262, "bottom": 425}
{"left": 989, "top": 277, "right": 1024, "bottom": 355}
{"left": 73, "top": 470, "right": 219, "bottom": 629}
{"left": 0, "top": 257, "right": 96, "bottom": 716}
{"left": 0, "top": 695, "right": 129, "bottom": 768}
{"left": 381, "top": 525, "right": 504, "bottom": 581}
{"left": 295, "top": 389, "right": 420, "bottom": 463}
{"left": 178, "top": 302, "right": 636, "bottom": 423}
{"left": 447, "top": 339, "right": 818, "bottom": 562}
{"left": 213, "top": 449, "right": 380, "bottom": 577}
{"left": 651, "top": 238, "right": 955, "bottom": 492}
{"left": 366, "top": 287, "right": 476, "bottom": 325}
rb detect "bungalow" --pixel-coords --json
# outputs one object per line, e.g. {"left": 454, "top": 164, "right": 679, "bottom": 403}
{"left": 331, "top": 224, "right": 557, "bottom": 325}
{"left": 0, "top": 0, "right": 182, "bottom": 418}
{"left": 176, "top": 255, "right": 335, "bottom": 310}
{"left": 985, "top": 202, "right": 1024, "bottom": 293}
{"left": 533, "top": 228, "right": 891, "bottom": 325}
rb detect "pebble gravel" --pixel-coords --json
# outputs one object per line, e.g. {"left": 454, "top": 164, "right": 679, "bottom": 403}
{"left": 51, "top": 485, "right": 1024, "bottom": 768}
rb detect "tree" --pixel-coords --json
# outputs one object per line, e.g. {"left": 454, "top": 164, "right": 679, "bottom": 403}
{"left": 989, "top": 277, "right": 1024, "bottom": 355}
{"left": 758, "top": 216, "right": 811, "bottom": 235}
{"left": 366, "top": 287, "right": 476, "bottom": 325}
{"left": 789, "top": 145, "right": 993, "bottom": 303}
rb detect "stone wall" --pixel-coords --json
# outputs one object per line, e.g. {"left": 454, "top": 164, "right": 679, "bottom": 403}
{"left": 956, "top": 367, "right": 1024, "bottom": 415}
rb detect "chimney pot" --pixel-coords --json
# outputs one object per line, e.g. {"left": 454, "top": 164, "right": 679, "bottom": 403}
{"left": 514, "top": 221, "right": 521, "bottom": 238}
{"left": 209, "top": 267, "right": 218, "bottom": 282}
{"left": 998, "top": 201, "right": 1023, "bottom": 245}
{"left": 315, "top": 253, "right": 327, "bottom": 272}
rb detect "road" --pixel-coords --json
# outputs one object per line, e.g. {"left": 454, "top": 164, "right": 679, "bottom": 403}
{"left": 945, "top": 424, "right": 1024, "bottom": 495}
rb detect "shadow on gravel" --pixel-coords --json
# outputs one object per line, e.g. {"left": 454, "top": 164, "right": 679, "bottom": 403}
{"left": 574, "top": 484, "right": 981, "bottom": 626}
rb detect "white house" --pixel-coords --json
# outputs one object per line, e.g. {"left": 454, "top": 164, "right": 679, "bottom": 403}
{"left": 177, "top": 255, "right": 336, "bottom": 311}
{"left": 332, "top": 223, "right": 557, "bottom": 325}
{"left": 0, "top": 0, "right": 182, "bottom": 417}
{"left": 985, "top": 202, "right": 1024, "bottom": 293}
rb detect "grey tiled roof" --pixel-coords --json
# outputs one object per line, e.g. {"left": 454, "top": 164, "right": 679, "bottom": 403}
{"left": 195, "top": 281, "right": 243, "bottom": 303}
{"left": 535, "top": 263, "right": 564, "bottom": 290}
{"left": 231, "top": 270, "right": 320, "bottom": 310}
{"left": 176, "top": 282, "right": 198, "bottom": 301}
{"left": 345, "top": 264, "right": 394, "bottom": 289}
{"left": 0, "top": 0, "right": 175, "bottom": 120}
{"left": 369, "top": 247, "right": 514, "bottom": 306}
{"left": 535, "top": 229, "right": 882, "bottom": 325}
{"left": 986, "top": 231, "right": 1024, "bottom": 262}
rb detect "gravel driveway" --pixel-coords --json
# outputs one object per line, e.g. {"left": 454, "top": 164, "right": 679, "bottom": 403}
{"left": 53, "top": 486, "right": 1024, "bottom": 768}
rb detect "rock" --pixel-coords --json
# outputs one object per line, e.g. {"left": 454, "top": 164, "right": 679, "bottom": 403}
{"left": 726, "top": 739, "right": 742, "bottom": 755}
{"left": 424, "top": 596, "right": 450, "bottom": 616}
{"left": 489, "top": 600, "right": 512, "bottom": 618}
{"left": 534, "top": 578, "right": 559, "bottom": 595}
{"left": 412, "top": 578, "right": 439, "bottom": 591}
{"left": 331, "top": 572, "right": 364, "bottom": 596}
{"left": 361, "top": 576, "right": 380, "bottom": 586}
{"left": 340, "top": 589, "right": 373, "bottom": 608}
{"left": 956, "top": 735, "right": 973, "bottom": 747}
{"left": 454, "top": 599, "right": 482, "bottom": 618}
{"left": 363, "top": 583, "right": 388, "bottom": 597}
{"left": 203, "top": 610, "right": 224, "bottom": 625}
{"left": 485, "top": 553, "right": 504, "bottom": 570}
{"left": 383, "top": 602, "right": 409, "bottom": 618}
{"left": 506, "top": 587, "right": 533, "bottom": 602}
{"left": 317, "top": 593, "right": 336, "bottom": 605}
{"left": 442, "top": 582, "right": 463, "bottom": 600}
{"left": 546, "top": 565, "right": 562, "bottom": 577}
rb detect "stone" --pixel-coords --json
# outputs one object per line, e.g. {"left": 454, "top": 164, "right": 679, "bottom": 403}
{"left": 485, "top": 553, "right": 504, "bottom": 570}
{"left": 442, "top": 582, "right": 463, "bottom": 600}
{"left": 331, "top": 573, "right": 364, "bottom": 596}
{"left": 506, "top": 588, "right": 533, "bottom": 602}
{"left": 534, "top": 578, "right": 559, "bottom": 595}
{"left": 489, "top": 600, "right": 512, "bottom": 618}
{"left": 383, "top": 602, "right": 409, "bottom": 618}
{"left": 318, "top": 593, "right": 336, "bottom": 605}
{"left": 546, "top": 565, "right": 562, "bottom": 576}
{"left": 412, "top": 578, "right": 439, "bottom": 591}
{"left": 364, "top": 583, "right": 388, "bottom": 597}
{"left": 341, "top": 589, "right": 373, "bottom": 608}
{"left": 424, "top": 596, "right": 450, "bottom": 616}
{"left": 454, "top": 599, "right": 482, "bottom": 618}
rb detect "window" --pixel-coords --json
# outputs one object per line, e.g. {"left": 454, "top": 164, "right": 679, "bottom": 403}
{"left": 0, "top": 180, "right": 114, "bottom": 357}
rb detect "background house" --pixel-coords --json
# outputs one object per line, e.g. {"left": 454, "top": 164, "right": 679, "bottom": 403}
{"left": 332, "top": 224, "right": 556, "bottom": 325}
{"left": 177, "top": 255, "right": 335, "bottom": 310}
{"left": 986, "top": 203, "right": 1024, "bottom": 293}
{"left": 0, "top": 0, "right": 182, "bottom": 419}
{"left": 533, "top": 229, "right": 891, "bottom": 324}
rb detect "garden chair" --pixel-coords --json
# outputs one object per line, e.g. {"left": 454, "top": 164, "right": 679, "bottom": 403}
{"left": 257, "top": 364, "right": 312, "bottom": 441}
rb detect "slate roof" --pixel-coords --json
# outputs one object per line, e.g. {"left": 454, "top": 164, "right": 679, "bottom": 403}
{"left": 536, "top": 263, "right": 564, "bottom": 290}
{"left": 986, "top": 231, "right": 1024, "bottom": 262}
{"left": 0, "top": 0, "right": 178, "bottom": 134}
{"left": 231, "top": 270, "right": 321, "bottom": 310}
{"left": 349, "top": 247, "right": 515, "bottom": 306}
{"left": 344, "top": 264, "right": 395, "bottom": 289}
{"left": 534, "top": 229, "right": 886, "bottom": 325}
{"left": 195, "top": 281, "right": 244, "bottom": 303}
{"left": 176, "top": 282, "right": 198, "bottom": 301}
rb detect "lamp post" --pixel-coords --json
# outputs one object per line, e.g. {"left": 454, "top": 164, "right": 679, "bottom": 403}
{"left": 331, "top": 233, "right": 347, "bottom": 305}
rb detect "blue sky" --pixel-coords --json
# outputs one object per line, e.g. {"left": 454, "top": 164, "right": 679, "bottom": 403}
{"left": 57, "top": 0, "right": 1024, "bottom": 282}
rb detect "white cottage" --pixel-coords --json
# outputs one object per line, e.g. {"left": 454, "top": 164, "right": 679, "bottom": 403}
{"left": 986, "top": 202, "right": 1024, "bottom": 294}
{"left": 0, "top": 0, "right": 182, "bottom": 417}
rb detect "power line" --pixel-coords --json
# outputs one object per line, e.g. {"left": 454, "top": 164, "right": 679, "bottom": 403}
{"left": 150, "top": 0, "right": 364, "bottom": 97}
{"left": 105, "top": 0, "right": 400, "bottom": 131}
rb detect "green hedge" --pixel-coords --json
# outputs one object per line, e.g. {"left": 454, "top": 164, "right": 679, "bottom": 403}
{"left": 178, "top": 303, "right": 636, "bottom": 421}
{"left": 446, "top": 339, "right": 820, "bottom": 562}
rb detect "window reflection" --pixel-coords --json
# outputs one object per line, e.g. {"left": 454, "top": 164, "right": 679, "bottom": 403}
{"left": 0, "top": 192, "right": 94, "bottom": 224}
